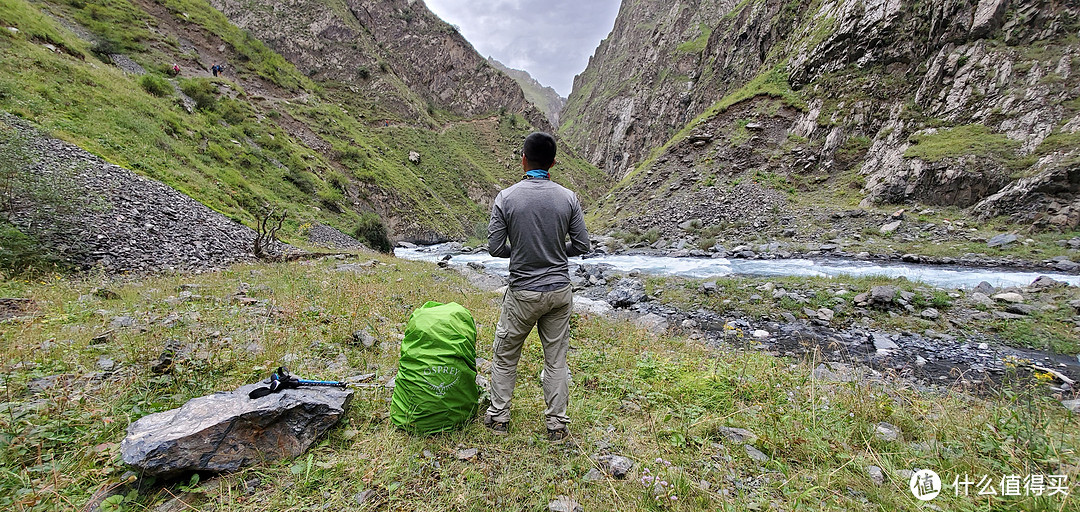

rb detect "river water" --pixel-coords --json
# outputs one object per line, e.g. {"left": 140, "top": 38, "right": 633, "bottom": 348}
{"left": 395, "top": 245, "right": 1080, "bottom": 289}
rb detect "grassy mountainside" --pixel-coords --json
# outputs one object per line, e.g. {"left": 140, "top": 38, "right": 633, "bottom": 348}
{"left": 0, "top": 0, "right": 608, "bottom": 252}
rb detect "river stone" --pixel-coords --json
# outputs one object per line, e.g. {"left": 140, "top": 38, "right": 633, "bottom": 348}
{"left": 121, "top": 383, "right": 353, "bottom": 477}
{"left": 607, "top": 278, "right": 647, "bottom": 308}
{"left": 870, "top": 286, "right": 898, "bottom": 305}
{"left": 987, "top": 234, "right": 1018, "bottom": 248}
{"left": 549, "top": 495, "right": 583, "bottom": 512}
{"left": 1005, "top": 304, "right": 1036, "bottom": 315}
{"left": 871, "top": 333, "right": 899, "bottom": 351}
{"left": 992, "top": 292, "right": 1024, "bottom": 303}
{"left": 573, "top": 297, "right": 613, "bottom": 316}
{"left": 1062, "top": 400, "right": 1080, "bottom": 414}
{"left": 816, "top": 308, "right": 835, "bottom": 322}
{"left": 597, "top": 454, "right": 634, "bottom": 479}
{"left": 744, "top": 445, "right": 768, "bottom": 462}
{"left": 880, "top": 221, "right": 901, "bottom": 234}
{"left": 1054, "top": 260, "right": 1079, "bottom": 272}
{"left": 973, "top": 281, "right": 995, "bottom": 295}
{"left": 875, "top": 422, "right": 901, "bottom": 442}
{"left": 970, "top": 292, "right": 994, "bottom": 307}
{"left": 717, "top": 426, "right": 758, "bottom": 444}
{"left": 920, "top": 308, "right": 940, "bottom": 319}
{"left": 867, "top": 465, "right": 885, "bottom": 486}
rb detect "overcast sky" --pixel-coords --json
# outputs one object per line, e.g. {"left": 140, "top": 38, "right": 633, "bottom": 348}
{"left": 423, "top": 0, "right": 622, "bottom": 97}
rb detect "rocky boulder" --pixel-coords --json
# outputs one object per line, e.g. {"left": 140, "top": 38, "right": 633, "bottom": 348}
{"left": 607, "top": 278, "right": 647, "bottom": 308}
{"left": 121, "top": 383, "right": 352, "bottom": 477}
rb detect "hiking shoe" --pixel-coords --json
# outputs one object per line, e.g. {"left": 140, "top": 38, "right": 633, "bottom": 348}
{"left": 547, "top": 427, "right": 570, "bottom": 443}
{"left": 483, "top": 417, "right": 508, "bottom": 436}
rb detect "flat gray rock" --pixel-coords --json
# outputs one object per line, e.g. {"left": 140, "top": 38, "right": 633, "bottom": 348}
{"left": 875, "top": 422, "right": 901, "bottom": 442}
{"left": 987, "top": 233, "right": 1018, "bottom": 248}
{"left": 744, "top": 445, "right": 768, "bottom": 462}
{"left": 121, "top": 383, "right": 352, "bottom": 477}
{"left": 597, "top": 454, "right": 634, "bottom": 479}
{"left": 549, "top": 495, "right": 583, "bottom": 512}
{"left": 716, "top": 426, "right": 758, "bottom": 444}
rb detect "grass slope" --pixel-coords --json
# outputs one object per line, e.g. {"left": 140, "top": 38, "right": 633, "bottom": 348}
{"left": 0, "top": 259, "right": 1077, "bottom": 511}
{"left": 0, "top": 0, "right": 607, "bottom": 250}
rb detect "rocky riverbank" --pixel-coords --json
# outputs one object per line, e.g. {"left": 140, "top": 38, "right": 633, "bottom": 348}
{"left": 438, "top": 246, "right": 1080, "bottom": 402}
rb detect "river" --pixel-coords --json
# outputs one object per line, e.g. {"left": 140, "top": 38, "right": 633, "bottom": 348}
{"left": 395, "top": 245, "right": 1080, "bottom": 289}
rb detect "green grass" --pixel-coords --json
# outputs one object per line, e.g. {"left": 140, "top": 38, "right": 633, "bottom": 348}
{"left": 1, "top": 259, "right": 1077, "bottom": 511}
{"left": 675, "top": 24, "right": 711, "bottom": 54}
{"left": 903, "top": 124, "right": 1021, "bottom": 163}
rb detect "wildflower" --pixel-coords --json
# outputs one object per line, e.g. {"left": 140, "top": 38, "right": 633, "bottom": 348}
{"left": 671, "top": 496, "right": 678, "bottom": 501}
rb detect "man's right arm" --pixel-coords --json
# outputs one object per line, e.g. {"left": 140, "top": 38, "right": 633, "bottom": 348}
{"left": 487, "top": 195, "right": 510, "bottom": 258}
{"left": 565, "top": 193, "right": 590, "bottom": 257}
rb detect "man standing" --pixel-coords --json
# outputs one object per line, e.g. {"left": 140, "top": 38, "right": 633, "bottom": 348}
{"left": 485, "top": 132, "right": 590, "bottom": 442}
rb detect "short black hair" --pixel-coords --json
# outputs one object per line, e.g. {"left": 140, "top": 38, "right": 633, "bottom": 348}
{"left": 523, "top": 132, "right": 556, "bottom": 170}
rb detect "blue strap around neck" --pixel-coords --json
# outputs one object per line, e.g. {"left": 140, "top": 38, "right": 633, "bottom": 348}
{"left": 525, "top": 169, "right": 549, "bottom": 180}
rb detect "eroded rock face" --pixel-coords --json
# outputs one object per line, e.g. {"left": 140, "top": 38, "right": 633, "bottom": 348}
{"left": 208, "top": 0, "right": 548, "bottom": 131}
{"left": 564, "top": 0, "right": 1079, "bottom": 235}
{"left": 121, "top": 383, "right": 352, "bottom": 477}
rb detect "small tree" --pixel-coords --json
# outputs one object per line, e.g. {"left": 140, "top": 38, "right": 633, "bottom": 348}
{"left": 253, "top": 206, "right": 287, "bottom": 259}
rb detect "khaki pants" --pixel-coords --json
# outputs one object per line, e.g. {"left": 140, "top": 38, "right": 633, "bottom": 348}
{"left": 486, "top": 284, "right": 573, "bottom": 431}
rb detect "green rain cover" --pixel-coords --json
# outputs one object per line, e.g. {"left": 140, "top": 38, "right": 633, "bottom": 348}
{"left": 390, "top": 301, "right": 479, "bottom": 434}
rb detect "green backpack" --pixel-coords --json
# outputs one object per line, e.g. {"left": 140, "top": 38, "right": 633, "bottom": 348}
{"left": 390, "top": 301, "right": 479, "bottom": 434}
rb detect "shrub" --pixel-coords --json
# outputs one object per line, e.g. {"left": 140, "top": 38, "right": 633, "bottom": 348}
{"left": 326, "top": 171, "right": 348, "bottom": 192}
{"left": 138, "top": 74, "right": 172, "bottom": 97}
{"left": 0, "top": 222, "right": 64, "bottom": 273}
{"left": 354, "top": 213, "right": 392, "bottom": 253}
{"left": 180, "top": 78, "right": 218, "bottom": 111}
{"left": 285, "top": 168, "right": 316, "bottom": 194}
{"left": 217, "top": 98, "right": 251, "bottom": 125}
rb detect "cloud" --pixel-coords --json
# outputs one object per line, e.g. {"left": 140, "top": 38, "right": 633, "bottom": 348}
{"left": 423, "top": 0, "right": 620, "bottom": 97}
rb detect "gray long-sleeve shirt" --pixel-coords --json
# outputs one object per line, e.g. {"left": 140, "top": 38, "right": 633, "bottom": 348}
{"left": 488, "top": 178, "right": 590, "bottom": 290}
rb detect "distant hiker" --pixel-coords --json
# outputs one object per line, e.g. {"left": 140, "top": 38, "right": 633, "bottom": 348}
{"left": 484, "top": 132, "right": 590, "bottom": 442}
{"left": 211, "top": 64, "right": 219, "bottom": 76}
{"left": 171, "top": 63, "right": 180, "bottom": 76}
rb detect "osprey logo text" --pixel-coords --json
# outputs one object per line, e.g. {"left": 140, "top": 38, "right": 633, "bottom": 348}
{"left": 422, "top": 366, "right": 461, "bottom": 396}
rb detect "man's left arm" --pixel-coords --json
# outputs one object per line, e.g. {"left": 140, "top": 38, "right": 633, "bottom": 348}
{"left": 565, "top": 193, "right": 590, "bottom": 257}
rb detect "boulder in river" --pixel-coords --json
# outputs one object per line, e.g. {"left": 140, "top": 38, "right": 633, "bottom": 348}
{"left": 121, "top": 383, "right": 353, "bottom": 477}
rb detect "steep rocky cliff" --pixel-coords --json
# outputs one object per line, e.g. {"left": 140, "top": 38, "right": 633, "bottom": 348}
{"left": 564, "top": 0, "right": 1080, "bottom": 240}
{"left": 209, "top": 0, "right": 549, "bottom": 131}
{"left": 489, "top": 58, "right": 566, "bottom": 126}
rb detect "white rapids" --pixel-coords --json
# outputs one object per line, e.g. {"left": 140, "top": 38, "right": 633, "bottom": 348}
{"left": 395, "top": 245, "right": 1080, "bottom": 289}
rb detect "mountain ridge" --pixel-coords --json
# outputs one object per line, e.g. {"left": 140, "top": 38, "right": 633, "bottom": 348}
{"left": 487, "top": 57, "right": 566, "bottom": 127}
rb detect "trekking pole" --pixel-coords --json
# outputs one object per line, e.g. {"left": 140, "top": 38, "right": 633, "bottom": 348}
{"left": 248, "top": 366, "right": 346, "bottom": 399}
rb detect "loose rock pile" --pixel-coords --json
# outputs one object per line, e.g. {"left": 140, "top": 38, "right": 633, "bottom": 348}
{"left": 306, "top": 223, "right": 369, "bottom": 250}
{"left": 3, "top": 115, "right": 289, "bottom": 272}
